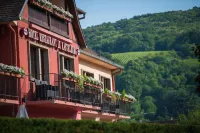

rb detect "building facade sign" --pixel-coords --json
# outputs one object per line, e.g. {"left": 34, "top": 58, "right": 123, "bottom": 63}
{"left": 21, "top": 28, "right": 78, "bottom": 56}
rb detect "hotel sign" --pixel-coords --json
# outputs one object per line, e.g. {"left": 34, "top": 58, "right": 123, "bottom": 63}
{"left": 21, "top": 28, "right": 78, "bottom": 56}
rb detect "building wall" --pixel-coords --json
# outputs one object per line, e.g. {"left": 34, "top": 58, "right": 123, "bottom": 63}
{"left": 79, "top": 59, "right": 113, "bottom": 91}
{"left": 16, "top": 2, "right": 80, "bottom": 100}
{"left": 0, "top": 25, "right": 13, "bottom": 65}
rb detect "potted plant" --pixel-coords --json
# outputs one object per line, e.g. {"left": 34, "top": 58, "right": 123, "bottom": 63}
{"left": 77, "top": 75, "right": 84, "bottom": 92}
{"left": 121, "top": 89, "right": 126, "bottom": 101}
{"left": 111, "top": 93, "right": 117, "bottom": 102}
{"left": 104, "top": 88, "right": 109, "bottom": 96}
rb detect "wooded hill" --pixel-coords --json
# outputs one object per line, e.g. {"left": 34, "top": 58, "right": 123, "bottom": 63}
{"left": 84, "top": 7, "right": 200, "bottom": 58}
{"left": 83, "top": 7, "right": 200, "bottom": 121}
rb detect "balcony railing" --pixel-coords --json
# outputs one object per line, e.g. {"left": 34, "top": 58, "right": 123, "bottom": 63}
{"left": 0, "top": 74, "right": 20, "bottom": 102}
{"left": 28, "top": 73, "right": 101, "bottom": 107}
{"left": 28, "top": 73, "right": 131, "bottom": 115}
{"left": 101, "top": 97, "right": 131, "bottom": 115}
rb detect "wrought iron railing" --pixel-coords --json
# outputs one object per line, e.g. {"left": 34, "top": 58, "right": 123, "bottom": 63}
{"left": 0, "top": 74, "right": 20, "bottom": 101}
{"left": 28, "top": 73, "right": 131, "bottom": 115}
{"left": 101, "top": 98, "right": 131, "bottom": 115}
{"left": 29, "top": 73, "right": 101, "bottom": 107}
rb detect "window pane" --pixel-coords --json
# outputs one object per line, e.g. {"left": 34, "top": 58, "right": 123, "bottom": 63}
{"left": 40, "top": 49, "right": 45, "bottom": 80}
{"left": 30, "top": 46, "right": 49, "bottom": 81}
{"left": 51, "top": 15, "right": 68, "bottom": 37}
{"left": 30, "top": 46, "right": 37, "bottom": 78}
{"left": 83, "top": 71, "right": 94, "bottom": 78}
{"left": 60, "top": 55, "right": 74, "bottom": 72}
{"left": 101, "top": 76, "right": 111, "bottom": 90}
{"left": 29, "top": 6, "right": 49, "bottom": 28}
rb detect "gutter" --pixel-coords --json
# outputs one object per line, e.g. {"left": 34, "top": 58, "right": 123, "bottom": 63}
{"left": 112, "top": 68, "right": 122, "bottom": 75}
{"left": 111, "top": 68, "right": 123, "bottom": 92}
{"left": 8, "top": 23, "right": 22, "bottom": 106}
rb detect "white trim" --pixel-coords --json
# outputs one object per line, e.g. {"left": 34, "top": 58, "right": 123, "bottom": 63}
{"left": 28, "top": 41, "right": 50, "bottom": 82}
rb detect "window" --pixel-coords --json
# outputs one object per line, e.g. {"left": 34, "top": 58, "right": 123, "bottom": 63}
{"left": 30, "top": 46, "right": 38, "bottom": 78}
{"left": 29, "top": 6, "right": 49, "bottom": 28}
{"left": 60, "top": 55, "right": 74, "bottom": 72}
{"left": 101, "top": 76, "right": 111, "bottom": 91}
{"left": 29, "top": 5, "right": 69, "bottom": 37}
{"left": 50, "top": 15, "right": 68, "bottom": 37}
{"left": 82, "top": 71, "right": 94, "bottom": 78}
{"left": 30, "top": 45, "right": 49, "bottom": 81}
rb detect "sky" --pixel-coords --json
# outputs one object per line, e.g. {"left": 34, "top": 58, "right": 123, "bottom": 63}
{"left": 76, "top": 0, "right": 200, "bottom": 29}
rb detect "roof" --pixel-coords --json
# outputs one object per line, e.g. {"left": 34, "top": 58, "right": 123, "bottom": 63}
{"left": 68, "top": 0, "right": 87, "bottom": 48}
{"left": 82, "top": 48, "right": 98, "bottom": 56}
{"left": 77, "top": 7, "right": 86, "bottom": 15}
{"left": 80, "top": 48, "right": 124, "bottom": 69}
{"left": 0, "top": 0, "right": 27, "bottom": 22}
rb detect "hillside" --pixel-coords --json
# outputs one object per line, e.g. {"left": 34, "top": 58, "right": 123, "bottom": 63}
{"left": 112, "top": 51, "right": 172, "bottom": 65}
{"left": 83, "top": 7, "right": 200, "bottom": 121}
{"left": 83, "top": 7, "right": 200, "bottom": 57}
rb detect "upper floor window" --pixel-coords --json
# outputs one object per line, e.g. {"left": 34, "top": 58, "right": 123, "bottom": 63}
{"left": 60, "top": 55, "right": 74, "bottom": 72}
{"left": 82, "top": 70, "right": 94, "bottom": 78}
{"left": 101, "top": 76, "right": 111, "bottom": 91}
{"left": 28, "top": 5, "right": 69, "bottom": 37}
{"left": 29, "top": 6, "right": 49, "bottom": 28}
{"left": 30, "top": 45, "right": 49, "bottom": 81}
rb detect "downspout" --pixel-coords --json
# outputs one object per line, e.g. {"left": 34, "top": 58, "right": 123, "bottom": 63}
{"left": 8, "top": 24, "right": 17, "bottom": 66}
{"left": 8, "top": 24, "right": 21, "bottom": 106}
{"left": 111, "top": 68, "right": 122, "bottom": 92}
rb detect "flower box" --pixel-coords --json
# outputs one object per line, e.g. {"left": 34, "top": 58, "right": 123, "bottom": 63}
{"left": 103, "top": 93, "right": 112, "bottom": 98}
{"left": 0, "top": 63, "right": 26, "bottom": 77}
{"left": 62, "top": 77, "right": 77, "bottom": 82}
{"left": 30, "top": 0, "right": 73, "bottom": 20}
{"left": 16, "top": 74, "right": 22, "bottom": 78}
{"left": 30, "top": 0, "right": 53, "bottom": 13}
{"left": 4, "top": 72, "right": 10, "bottom": 76}
{"left": 54, "top": 11, "right": 64, "bottom": 19}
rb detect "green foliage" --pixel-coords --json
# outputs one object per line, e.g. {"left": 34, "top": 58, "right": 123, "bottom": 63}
{"left": 84, "top": 7, "right": 200, "bottom": 57}
{"left": 115, "top": 53, "right": 200, "bottom": 121}
{"left": 104, "top": 88, "right": 109, "bottom": 95}
{"left": 0, "top": 117, "right": 200, "bottom": 133}
{"left": 112, "top": 51, "right": 173, "bottom": 65}
{"left": 121, "top": 89, "right": 126, "bottom": 99}
{"left": 83, "top": 6, "right": 200, "bottom": 121}
{"left": 178, "top": 110, "right": 200, "bottom": 125}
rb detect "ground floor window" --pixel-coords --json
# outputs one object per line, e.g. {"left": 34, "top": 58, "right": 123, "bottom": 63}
{"left": 30, "top": 45, "right": 49, "bottom": 81}
{"left": 100, "top": 76, "right": 111, "bottom": 91}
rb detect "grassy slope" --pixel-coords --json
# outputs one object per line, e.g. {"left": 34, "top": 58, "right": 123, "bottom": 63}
{"left": 112, "top": 51, "right": 199, "bottom": 66}
{"left": 112, "top": 51, "right": 171, "bottom": 64}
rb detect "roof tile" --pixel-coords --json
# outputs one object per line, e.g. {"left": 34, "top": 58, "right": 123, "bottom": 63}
{"left": 0, "top": 0, "right": 26, "bottom": 22}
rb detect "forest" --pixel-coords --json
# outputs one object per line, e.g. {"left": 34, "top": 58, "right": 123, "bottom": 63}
{"left": 83, "top": 7, "right": 200, "bottom": 121}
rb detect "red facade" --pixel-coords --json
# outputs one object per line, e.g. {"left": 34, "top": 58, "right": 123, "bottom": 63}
{"left": 0, "top": 0, "right": 133, "bottom": 121}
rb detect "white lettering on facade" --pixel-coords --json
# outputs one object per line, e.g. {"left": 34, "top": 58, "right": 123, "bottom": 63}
{"left": 25, "top": 28, "right": 77, "bottom": 56}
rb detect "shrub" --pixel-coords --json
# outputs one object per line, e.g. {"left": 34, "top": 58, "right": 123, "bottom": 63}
{"left": 0, "top": 117, "right": 200, "bottom": 133}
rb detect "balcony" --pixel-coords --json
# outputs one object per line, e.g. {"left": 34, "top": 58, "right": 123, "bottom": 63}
{"left": 101, "top": 95, "right": 131, "bottom": 116}
{"left": 0, "top": 73, "right": 21, "bottom": 105}
{"left": 26, "top": 73, "right": 134, "bottom": 116}
{"left": 0, "top": 63, "right": 25, "bottom": 105}
{"left": 26, "top": 73, "right": 101, "bottom": 111}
